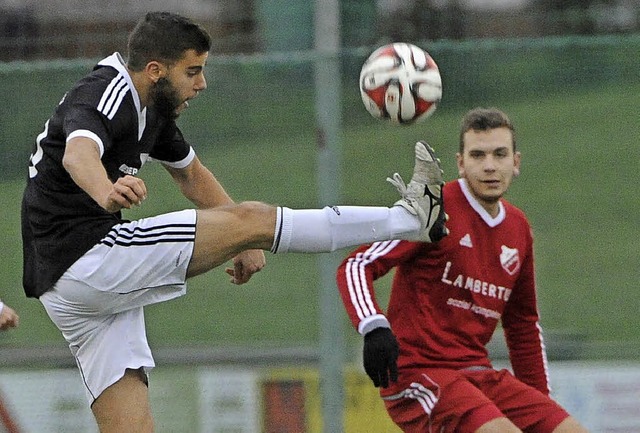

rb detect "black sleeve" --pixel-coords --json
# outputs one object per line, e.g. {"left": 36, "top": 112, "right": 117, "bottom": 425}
{"left": 149, "top": 121, "right": 194, "bottom": 166}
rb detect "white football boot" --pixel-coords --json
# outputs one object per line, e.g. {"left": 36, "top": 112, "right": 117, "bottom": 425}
{"left": 388, "top": 141, "right": 448, "bottom": 242}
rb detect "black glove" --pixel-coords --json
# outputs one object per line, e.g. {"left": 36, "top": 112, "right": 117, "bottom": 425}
{"left": 363, "top": 327, "right": 399, "bottom": 388}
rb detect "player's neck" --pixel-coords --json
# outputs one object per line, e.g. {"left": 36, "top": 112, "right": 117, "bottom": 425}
{"left": 483, "top": 202, "right": 500, "bottom": 218}
{"left": 128, "top": 69, "right": 151, "bottom": 110}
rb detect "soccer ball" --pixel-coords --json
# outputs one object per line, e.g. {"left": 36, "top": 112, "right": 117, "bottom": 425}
{"left": 359, "top": 43, "right": 442, "bottom": 125}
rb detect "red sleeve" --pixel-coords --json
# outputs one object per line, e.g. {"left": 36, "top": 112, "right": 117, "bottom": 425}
{"left": 336, "top": 240, "right": 422, "bottom": 335}
{"left": 501, "top": 233, "right": 551, "bottom": 395}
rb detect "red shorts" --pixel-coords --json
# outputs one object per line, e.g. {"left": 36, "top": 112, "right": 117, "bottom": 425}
{"left": 382, "top": 368, "right": 569, "bottom": 433}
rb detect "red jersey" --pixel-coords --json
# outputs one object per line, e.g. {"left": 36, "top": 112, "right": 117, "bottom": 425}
{"left": 336, "top": 179, "right": 550, "bottom": 395}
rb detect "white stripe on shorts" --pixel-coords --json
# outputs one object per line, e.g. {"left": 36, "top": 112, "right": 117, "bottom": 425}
{"left": 100, "top": 221, "right": 196, "bottom": 247}
{"left": 383, "top": 380, "right": 440, "bottom": 417}
{"left": 64, "top": 210, "right": 197, "bottom": 294}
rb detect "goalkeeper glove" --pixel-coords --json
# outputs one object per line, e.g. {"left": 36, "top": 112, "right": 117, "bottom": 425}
{"left": 363, "top": 327, "right": 399, "bottom": 388}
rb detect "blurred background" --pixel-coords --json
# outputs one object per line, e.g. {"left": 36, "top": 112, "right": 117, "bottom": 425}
{"left": 0, "top": 0, "right": 638, "bottom": 432}
{"left": 1, "top": 0, "right": 639, "bottom": 60}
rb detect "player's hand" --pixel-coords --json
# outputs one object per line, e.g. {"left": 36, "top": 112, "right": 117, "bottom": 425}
{"left": 363, "top": 327, "right": 399, "bottom": 388}
{"left": 104, "top": 175, "right": 147, "bottom": 213}
{"left": 0, "top": 304, "right": 19, "bottom": 330}
{"left": 224, "top": 249, "right": 266, "bottom": 285}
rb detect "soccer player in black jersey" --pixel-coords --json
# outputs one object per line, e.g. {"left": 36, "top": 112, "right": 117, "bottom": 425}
{"left": 21, "top": 11, "right": 448, "bottom": 432}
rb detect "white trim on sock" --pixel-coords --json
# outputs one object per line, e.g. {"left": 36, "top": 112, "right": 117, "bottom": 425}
{"left": 271, "top": 207, "right": 294, "bottom": 253}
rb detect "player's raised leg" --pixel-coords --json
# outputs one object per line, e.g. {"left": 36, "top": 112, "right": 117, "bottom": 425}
{"left": 187, "top": 141, "right": 448, "bottom": 277}
{"left": 187, "top": 201, "right": 276, "bottom": 277}
{"left": 275, "top": 141, "right": 448, "bottom": 252}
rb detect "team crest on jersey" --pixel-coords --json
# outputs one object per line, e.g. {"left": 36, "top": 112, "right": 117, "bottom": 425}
{"left": 500, "top": 245, "right": 520, "bottom": 275}
{"left": 459, "top": 233, "right": 473, "bottom": 248}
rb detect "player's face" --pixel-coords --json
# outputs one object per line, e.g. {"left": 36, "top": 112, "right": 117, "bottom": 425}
{"left": 153, "top": 49, "right": 208, "bottom": 119}
{"left": 456, "top": 127, "right": 521, "bottom": 215}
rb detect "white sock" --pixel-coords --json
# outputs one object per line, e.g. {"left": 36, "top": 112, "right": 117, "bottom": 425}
{"left": 270, "top": 205, "right": 420, "bottom": 253}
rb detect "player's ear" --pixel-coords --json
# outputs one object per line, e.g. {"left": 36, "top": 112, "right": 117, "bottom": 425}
{"left": 145, "top": 61, "right": 165, "bottom": 83}
{"left": 513, "top": 151, "right": 522, "bottom": 177}
{"left": 456, "top": 152, "right": 465, "bottom": 177}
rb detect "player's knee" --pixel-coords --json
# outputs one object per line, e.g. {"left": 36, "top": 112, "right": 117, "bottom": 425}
{"left": 232, "top": 201, "right": 276, "bottom": 225}
{"left": 234, "top": 200, "right": 271, "bottom": 214}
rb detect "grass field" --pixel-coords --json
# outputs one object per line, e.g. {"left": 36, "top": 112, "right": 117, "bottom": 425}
{"left": 0, "top": 76, "right": 638, "bottom": 360}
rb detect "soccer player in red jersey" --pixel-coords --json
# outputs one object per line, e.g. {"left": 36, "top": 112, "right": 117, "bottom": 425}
{"left": 336, "top": 107, "right": 589, "bottom": 433}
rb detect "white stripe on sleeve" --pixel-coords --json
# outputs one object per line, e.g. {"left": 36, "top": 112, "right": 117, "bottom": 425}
{"left": 345, "top": 240, "right": 400, "bottom": 321}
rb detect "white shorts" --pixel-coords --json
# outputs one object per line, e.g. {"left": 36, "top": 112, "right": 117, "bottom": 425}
{"left": 40, "top": 209, "right": 196, "bottom": 405}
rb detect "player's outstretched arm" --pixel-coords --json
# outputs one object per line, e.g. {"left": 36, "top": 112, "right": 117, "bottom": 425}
{"left": 164, "top": 156, "right": 233, "bottom": 209}
{"left": 336, "top": 242, "right": 418, "bottom": 387}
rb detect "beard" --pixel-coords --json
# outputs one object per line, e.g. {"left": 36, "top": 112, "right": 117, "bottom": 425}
{"left": 151, "top": 77, "right": 182, "bottom": 120}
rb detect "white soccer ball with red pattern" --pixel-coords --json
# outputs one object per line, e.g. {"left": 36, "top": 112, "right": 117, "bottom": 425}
{"left": 359, "top": 43, "right": 442, "bottom": 124}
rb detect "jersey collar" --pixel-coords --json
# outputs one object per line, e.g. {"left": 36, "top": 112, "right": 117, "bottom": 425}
{"left": 97, "top": 52, "right": 146, "bottom": 140}
{"left": 458, "top": 178, "right": 505, "bottom": 227}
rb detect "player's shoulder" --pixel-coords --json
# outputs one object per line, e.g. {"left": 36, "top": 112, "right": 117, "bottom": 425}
{"left": 68, "top": 64, "right": 119, "bottom": 97}
{"left": 65, "top": 60, "right": 133, "bottom": 117}
{"left": 443, "top": 180, "right": 459, "bottom": 194}
{"left": 501, "top": 198, "right": 530, "bottom": 225}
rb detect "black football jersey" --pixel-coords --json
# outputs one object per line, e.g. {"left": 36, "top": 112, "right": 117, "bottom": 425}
{"left": 22, "top": 53, "right": 194, "bottom": 298}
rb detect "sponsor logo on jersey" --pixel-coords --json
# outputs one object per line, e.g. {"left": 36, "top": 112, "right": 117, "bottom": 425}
{"left": 500, "top": 245, "right": 520, "bottom": 275}
{"left": 441, "top": 261, "right": 512, "bottom": 301}
{"left": 119, "top": 164, "right": 138, "bottom": 176}
{"left": 447, "top": 297, "right": 501, "bottom": 320}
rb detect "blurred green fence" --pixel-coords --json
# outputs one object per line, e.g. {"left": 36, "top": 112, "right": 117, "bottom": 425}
{"left": 0, "top": 35, "right": 638, "bottom": 355}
